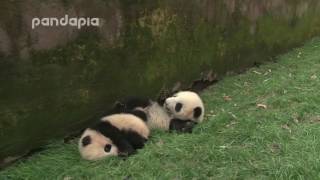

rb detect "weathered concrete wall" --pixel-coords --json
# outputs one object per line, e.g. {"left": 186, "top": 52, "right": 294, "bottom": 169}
{"left": 1, "top": 0, "right": 320, "bottom": 162}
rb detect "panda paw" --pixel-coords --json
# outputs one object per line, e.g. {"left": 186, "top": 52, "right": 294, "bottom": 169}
{"left": 169, "top": 119, "right": 197, "bottom": 133}
{"left": 181, "top": 121, "right": 197, "bottom": 133}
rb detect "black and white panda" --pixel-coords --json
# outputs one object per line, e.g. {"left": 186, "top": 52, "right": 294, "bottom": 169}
{"left": 79, "top": 113, "right": 150, "bottom": 160}
{"left": 163, "top": 90, "right": 204, "bottom": 126}
{"left": 113, "top": 91, "right": 204, "bottom": 133}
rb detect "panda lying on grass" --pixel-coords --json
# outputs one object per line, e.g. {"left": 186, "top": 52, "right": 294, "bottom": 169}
{"left": 79, "top": 113, "right": 150, "bottom": 160}
{"left": 113, "top": 91, "right": 204, "bottom": 133}
{"left": 78, "top": 91, "right": 204, "bottom": 160}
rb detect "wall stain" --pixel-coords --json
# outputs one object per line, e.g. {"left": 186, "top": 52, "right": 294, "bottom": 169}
{"left": 1, "top": 0, "right": 320, "bottom": 163}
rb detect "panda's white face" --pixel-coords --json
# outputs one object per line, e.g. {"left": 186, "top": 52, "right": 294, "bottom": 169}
{"left": 164, "top": 91, "right": 204, "bottom": 122}
{"left": 79, "top": 129, "right": 118, "bottom": 161}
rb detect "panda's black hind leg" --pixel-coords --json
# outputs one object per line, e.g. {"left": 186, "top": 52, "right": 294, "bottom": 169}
{"left": 118, "top": 97, "right": 151, "bottom": 111}
{"left": 129, "top": 110, "right": 147, "bottom": 122}
{"left": 109, "top": 97, "right": 150, "bottom": 114}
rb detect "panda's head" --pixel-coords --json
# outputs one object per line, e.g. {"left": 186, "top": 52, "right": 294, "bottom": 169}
{"left": 164, "top": 91, "right": 204, "bottom": 122}
{"left": 78, "top": 129, "right": 118, "bottom": 161}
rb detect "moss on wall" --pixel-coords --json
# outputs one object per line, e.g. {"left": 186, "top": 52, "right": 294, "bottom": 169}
{"left": 1, "top": 0, "right": 320, "bottom": 161}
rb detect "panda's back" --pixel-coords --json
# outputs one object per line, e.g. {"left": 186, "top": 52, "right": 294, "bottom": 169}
{"left": 101, "top": 114, "right": 150, "bottom": 139}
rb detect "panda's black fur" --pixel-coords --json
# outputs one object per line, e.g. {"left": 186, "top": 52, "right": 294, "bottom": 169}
{"left": 78, "top": 113, "right": 150, "bottom": 160}
{"left": 90, "top": 119, "right": 147, "bottom": 151}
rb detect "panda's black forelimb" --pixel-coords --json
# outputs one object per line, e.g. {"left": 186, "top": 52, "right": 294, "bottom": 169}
{"left": 117, "top": 140, "right": 136, "bottom": 157}
{"left": 124, "top": 131, "right": 148, "bottom": 149}
{"left": 169, "top": 119, "right": 197, "bottom": 133}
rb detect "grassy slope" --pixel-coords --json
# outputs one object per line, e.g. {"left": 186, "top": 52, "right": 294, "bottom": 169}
{"left": 1, "top": 38, "right": 320, "bottom": 179}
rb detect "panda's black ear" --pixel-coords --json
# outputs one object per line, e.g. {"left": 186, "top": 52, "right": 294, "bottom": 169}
{"left": 193, "top": 107, "right": 202, "bottom": 118}
{"left": 82, "top": 136, "right": 91, "bottom": 146}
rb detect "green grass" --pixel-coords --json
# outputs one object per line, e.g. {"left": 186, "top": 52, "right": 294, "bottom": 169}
{"left": 2, "top": 38, "right": 320, "bottom": 179}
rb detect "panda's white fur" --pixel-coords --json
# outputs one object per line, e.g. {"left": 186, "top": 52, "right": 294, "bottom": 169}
{"left": 79, "top": 113, "right": 150, "bottom": 161}
{"left": 143, "top": 102, "right": 171, "bottom": 130}
{"left": 164, "top": 91, "right": 204, "bottom": 123}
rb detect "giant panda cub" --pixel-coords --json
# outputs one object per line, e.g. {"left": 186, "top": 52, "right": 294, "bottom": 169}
{"left": 79, "top": 113, "right": 150, "bottom": 160}
{"left": 113, "top": 91, "right": 204, "bottom": 133}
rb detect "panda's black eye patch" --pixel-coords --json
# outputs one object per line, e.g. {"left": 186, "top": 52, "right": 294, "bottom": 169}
{"left": 82, "top": 136, "right": 91, "bottom": 146}
{"left": 193, "top": 107, "right": 202, "bottom": 118}
{"left": 175, "top": 103, "right": 183, "bottom": 112}
{"left": 104, "top": 144, "right": 112, "bottom": 152}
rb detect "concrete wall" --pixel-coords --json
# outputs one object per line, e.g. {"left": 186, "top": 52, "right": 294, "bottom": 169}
{"left": 1, "top": 0, "right": 320, "bottom": 162}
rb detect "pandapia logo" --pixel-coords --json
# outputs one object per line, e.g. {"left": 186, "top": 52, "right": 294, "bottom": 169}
{"left": 32, "top": 15, "right": 101, "bottom": 29}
